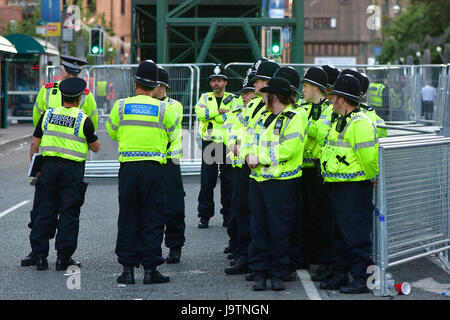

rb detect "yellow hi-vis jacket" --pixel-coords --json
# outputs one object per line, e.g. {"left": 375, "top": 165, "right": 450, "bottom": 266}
{"left": 106, "top": 95, "right": 179, "bottom": 164}
{"left": 195, "top": 92, "right": 237, "bottom": 143}
{"left": 302, "top": 99, "right": 333, "bottom": 169}
{"left": 40, "top": 107, "right": 89, "bottom": 162}
{"left": 242, "top": 105, "right": 308, "bottom": 182}
{"left": 33, "top": 81, "right": 98, "bottom": 131}
{"left": 361, "top": 104, "right": 388, "bottom": 138}
{"left": 222, "top": 95, "right": 245, "bottom": 167}
{"left": 163, "top": 96, "right": 184, "bottom": 159}
{"left": 321, "top": 109, "right": 379, "bottom": 182}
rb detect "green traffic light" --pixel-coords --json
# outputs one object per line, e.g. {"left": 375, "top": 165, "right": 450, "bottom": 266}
{"left": 91, "top": 46, "right": 99, "bottom": 54}
{"left": 272, "top": 45, "right": 280, "bottom": 54}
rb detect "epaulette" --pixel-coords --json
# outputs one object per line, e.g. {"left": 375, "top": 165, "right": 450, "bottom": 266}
{"left": 282, "top": 111, "right": 296, "bottom": 119}
{"left": 223, "top": 94, "right": 235, "bottom": 105}
{"left": 361, "top": 104, "right": 374, "bottom": 111}
{"left": 167, "top": 97, "right": 176, "bottom": 105}
{"left": 301, "top": 102, "right": 309, "bottom": 106}
{"left": 261, "top": 110, "right": 269, "bottom": 115}
{"left": 324, "top": 100, "right": 332, "bottom": 106}
{"left": 45, "top": 82, "right": 56, "bottom": 89}
{"left": 83, "top": 88, "right": 90, "bottom": 95}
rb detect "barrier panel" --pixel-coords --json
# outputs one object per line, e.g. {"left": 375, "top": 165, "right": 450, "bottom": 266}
{"left": 373, "top": 135, "right": 450, "bottom": 296}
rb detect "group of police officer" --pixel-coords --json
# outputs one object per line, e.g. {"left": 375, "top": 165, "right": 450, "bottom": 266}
{"left": 196, "top": 59, "right": 383, "bottom": 293}
{"left": 22, "top": 56, "right": 185, "bottom": 284}
{"left": 21, "top": 53, "right": 383, "bottom": 293}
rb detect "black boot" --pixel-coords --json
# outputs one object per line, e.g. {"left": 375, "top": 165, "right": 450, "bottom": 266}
{"left": 35, "top": 256, "right": 48, "bottom": 271}
{"left": 198, "top": 217, "right": 209, "bottom": 229}
{"left": 339, "top": 277, "right": 370, "bottom": 294}
{"left": 166, "top": 248, "right": 181, "bottom": 264}
{"left": 245, "top": 272, "right": 254, "bottom": 281}
{"left": 21, "top": 252, "right": 36, "bottom": 267}
{"left": 225, "top": 256, "right": 249, "bottom": 275}
{"left": 143, "top": 267, "right": 170, "bottom": 284}
{"left": 117, "top": 265, "right": 135, "bottom": 284}
{"left": 271, "top": 277, "right": 285, "bottom": 291}
{"left": 319, "top": 273, "right": 349, "bottom": 290}
{"left": 56, "top": 256, "right": 81, "bottom": 271}
{"left": 252, "top": 272, "right": 267, "bottom": 291}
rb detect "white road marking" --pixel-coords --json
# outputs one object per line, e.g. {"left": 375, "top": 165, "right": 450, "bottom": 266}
{"left": 411, "top": 277, "right": 450, "bottom": 295}
{"left": 297, "top": 269, "right": 322, "bottom": 300}
{"left": 0, "top": 200, "right": 30, "bottom": 218}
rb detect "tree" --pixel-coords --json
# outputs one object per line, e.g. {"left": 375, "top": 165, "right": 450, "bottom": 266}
{"left": 378, "top": 0, "right": 450, "bottom": 64}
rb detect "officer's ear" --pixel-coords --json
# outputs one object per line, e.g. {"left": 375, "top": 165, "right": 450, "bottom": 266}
{"left": 77, "top": 95, "right": 82, "bottom": 104}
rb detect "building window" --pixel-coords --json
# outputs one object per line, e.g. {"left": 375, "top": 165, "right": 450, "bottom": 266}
{"left": 339, "top": 0, "right": 351, "bottom": 5}
{"left": 313, "top": 18, "right": 331, "bottom": 29}
{"left": 304, "top": 18, "right": 311, "bottom": 29}
{"left": 121, "top": 0, "right": 125, "bottom": 16}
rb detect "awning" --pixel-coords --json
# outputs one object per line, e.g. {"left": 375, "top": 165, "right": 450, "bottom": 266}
{"left": 0, "top": 35, "right": 17, "bottom": 55}
{"left": 4, "top": 34, "right": 59, "bottom": 56}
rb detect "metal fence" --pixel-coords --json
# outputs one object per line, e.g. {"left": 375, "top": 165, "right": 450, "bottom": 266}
{"left": 373, "top": 135, "right": 450, "bottom": 296}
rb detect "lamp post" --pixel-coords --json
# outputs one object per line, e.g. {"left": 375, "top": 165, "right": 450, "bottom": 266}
{"left": 416, "top": 51, "right": 423, "bottom": 64}
{"left": 436, "top": 46, "right": 445, "bottom": 63}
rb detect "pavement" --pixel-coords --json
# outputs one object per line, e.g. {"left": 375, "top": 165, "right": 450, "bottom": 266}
{"left": 0, "top": 122, "right": 35, "bottom": 153}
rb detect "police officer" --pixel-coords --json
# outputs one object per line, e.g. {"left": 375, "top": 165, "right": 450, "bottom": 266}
{"left": 223, "top": 69, "right": 254, "bottom": 275}
{"left": 319, "top": 74, "right": 378, "bottom": 294}
{"left": 106, "top": 60, "right": 179, "bottom": 284}
{"left": 195, "top": 64, "right": 236, "bottom": 229}
{"left": 27, "top": 77, "right": 100, "bottom": 270}
{"left": 367, "top": 70, "right": 390, "bottom": 121}
{"left": 153, "top": 67, "right": 186, "bottom": 264}
{"left": 241, "top": 77, "right": 307, "bottom": 291}
{"left": 21, "top": 55, "right": 98, "bottom": 267}
{"left": 299, "top": 67, "right": 333, "bottom": 269}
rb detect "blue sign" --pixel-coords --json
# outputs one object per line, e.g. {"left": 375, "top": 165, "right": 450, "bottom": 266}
{"left": 269, "top": 0, "right": 284, "bottom": 18}
{"left": 124, "top": 104, "right": 159, "bottom": 117}
{"left": 374, "top": 46, "right": 383, "bottom": 57}
{"left": 41, "top": 0, "right": 60, "bottom": 23}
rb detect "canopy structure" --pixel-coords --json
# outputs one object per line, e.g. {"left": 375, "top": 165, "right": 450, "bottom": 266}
{"left": 0, "top": 35, "right": 17, "bottom": 55}
{"left": 4, "top": 34, "right": 59, "bottom": 56}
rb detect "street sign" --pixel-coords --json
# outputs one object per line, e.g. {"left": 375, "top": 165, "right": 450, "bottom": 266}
{"left": 41, "top": 0, "right": 60, "bottom": 23}
{"left": 47, "top": 22, "right": 61, "bottom": 37}
{"left": 36, "top": 19, "right": 46, "bottom": 35}
{"left": 269, "top": 0, "right": 284, "bottom": 18}
{"left": 61, "top": 13, "right": 74, "bottom": 42}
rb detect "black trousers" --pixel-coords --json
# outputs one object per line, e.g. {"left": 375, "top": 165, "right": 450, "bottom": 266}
{"left": 115, "top": 161, "right": 166, "bottom": 268}
{"left": 327, "top": 180, "right": 373, "bottom": 279}
{"left": 197, "top": 140, "right": 233, "bottom": 220}
{"left": 28, "top": 183, "right": 41, "bottom": 229}
{"left": 30, "top": 159, "right": 87, "bottom": 258}
{"left": 164, "top": 159, "right": 186, "bottom": 249}
{"left": 248, "top": 178, "right": 297, "bottom": 279}
{"left": 236, "top": 165, "right": 251, "bottom": 257}
{"left": 288, "top": 177, "right": 303, "bottom": 270}
{"left": 226, "top": 166, "right": 241, "bottom": 254}
{"left": 301, "top": 167, "right": 334, "bottom": 266}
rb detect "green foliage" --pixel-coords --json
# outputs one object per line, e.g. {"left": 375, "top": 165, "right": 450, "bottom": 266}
{"left": 379, "top": 0, "right": 450, "bottom": 64}
{"left": 2, "top": 5, "right": 41, "bottom": 37}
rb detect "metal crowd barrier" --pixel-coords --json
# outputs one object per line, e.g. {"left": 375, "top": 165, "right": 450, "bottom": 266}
{"left": 373, "top": 134, "right": 450, "bottom": 296}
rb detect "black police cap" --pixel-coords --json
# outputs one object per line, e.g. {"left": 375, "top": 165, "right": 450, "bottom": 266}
{"left": 60, "top": 55, "right": 87, "bottom": 75}
{"left": 301, "top": 66, "right": 328, "bottom": 91}
{"left": 341, "top": 69, "right": 365, "bottom": 96}
{"left": 59, "top": 77, "right": 86, "bottom": 98}
{"left": 157, "top": 67, "right": 171, "bottom": 91}
{"left": 274, "top": 66, "right": 300, "bottom": 95}
{"left": 241, "top": 68, "right": 256, "bottom": 92}
{"left": 251, "top": 60, "right": 279, "bottom": 81}
{"left": 321, "top": 65, "right": 341, "bottom": 88}
{"left": 260, "top": 77, "right": 293, "bottom": 96}
{"left": 209, "top": 64, "right": 228, "bottom": 80}
{"left": 331, "top": 74, "right": 361, "bottom": 103}
{"left": 134, "top": 59, "right": 159, "bottom": 88}
{"left": 360, "top": 73, "right": 370, "bottom": 94}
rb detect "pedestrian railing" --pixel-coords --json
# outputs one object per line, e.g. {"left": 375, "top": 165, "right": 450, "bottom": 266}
{"left": 373, "top": 134, "right": 450, "bottom": 296}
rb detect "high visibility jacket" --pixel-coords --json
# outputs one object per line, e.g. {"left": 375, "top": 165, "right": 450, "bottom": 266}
{"left": 321, "top": 109, "right": 379, "bottom": 183}
{"left": 33, "top": 81, "right": 98, "bottom": 131}
{"left": 361, "top": 104, "right": 388, "bottom": 138}
{"left": 367, "top": 83, "right": 385, "bottom": 108}
{"left": 390, "top": 88, "right": 402, "bottom": 109}
{"left": 163, "top": 96, "right": 184, "bottom": 159}
{"left": 195, "top": 92, "right": 237, "bottom": 143}
{"left": 222, "top": 95, "right": 245, "bottom": 167}
{"left": 40, "top": 107, "right": 89, "bottom": 162}
{"left": 106, "top": 95, "right": 179, "bottom": 164}
{"left": 302, "top": 99, "right": 333, "bottom": 168}
{"left": 244, "top": 106, "right": 308, "bottom": 182}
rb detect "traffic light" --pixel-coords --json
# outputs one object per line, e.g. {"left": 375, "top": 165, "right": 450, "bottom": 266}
{"left": 89, "top": 28, "right": 104, "bottom": 56}
{"left": 269, "top": 27, "right": 283, "bottom": 57}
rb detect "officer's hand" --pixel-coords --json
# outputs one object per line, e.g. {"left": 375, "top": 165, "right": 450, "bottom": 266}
{"left": 246, "top": 154, "right": 258, "bottom": 169}
{"left": 372, "top": 179, "right": 379, "bottom": 188}
{"left": 218, "top": 109, "right": 230, "bottom": 114}
{"left": 36, "top": 172, "right": 41, "bottom": 178}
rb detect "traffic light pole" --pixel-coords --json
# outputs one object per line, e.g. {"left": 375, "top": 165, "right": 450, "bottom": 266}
{"left": 292, "top": 0, "right": 304, "bottom": 63}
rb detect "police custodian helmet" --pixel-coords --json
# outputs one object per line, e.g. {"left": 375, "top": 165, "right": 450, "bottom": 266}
{"left": 209, "top": 64, "right": 228, "bottom": 80}
{"left": 331, "top": 74, "right": 362, "bottom": 103}
{"left": 301, "top": 66, "right": 328, "bottom": 92}
{"left": 157, "top": 67, "right": 171, "bottom": 92}
{"left": 274, "top": 66, "right": 301, "bottom": 95}
{"left": 134, "top": 59, "right": 159, "bottom": 88}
